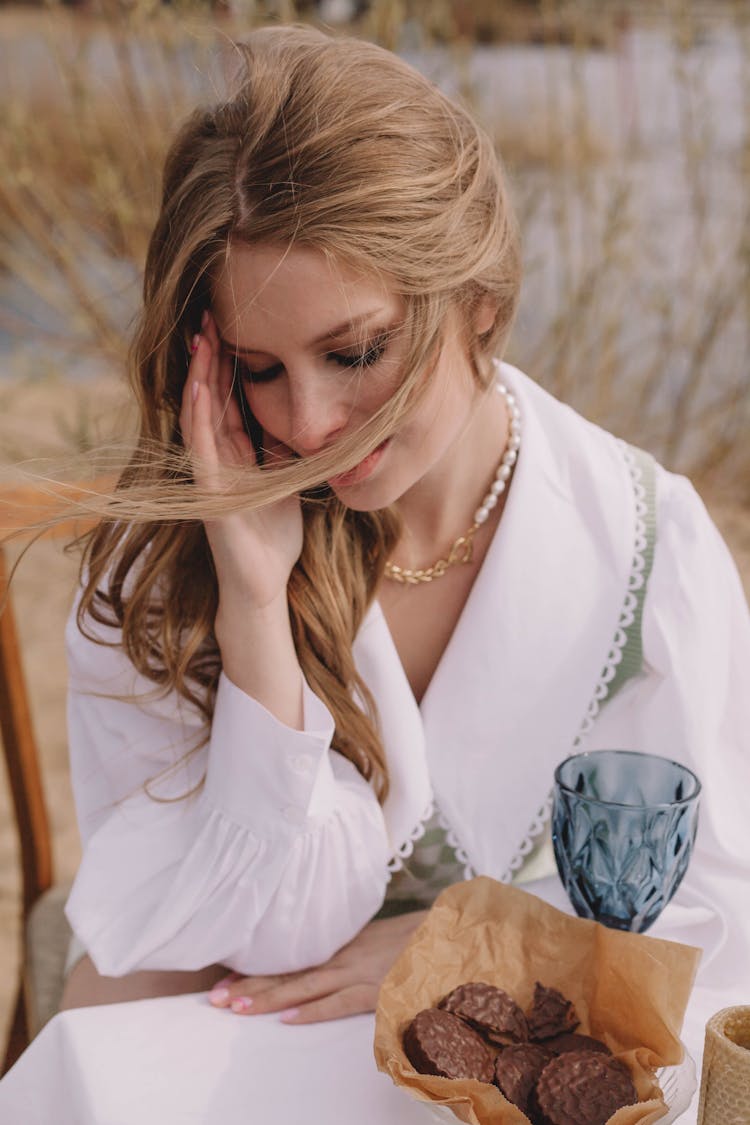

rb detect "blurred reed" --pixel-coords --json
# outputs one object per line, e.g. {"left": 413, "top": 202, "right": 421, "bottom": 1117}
{"left": 0, "top": 0, "right": 748, "bottom": 492}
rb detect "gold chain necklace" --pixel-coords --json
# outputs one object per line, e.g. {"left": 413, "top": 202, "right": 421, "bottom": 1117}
{"left": 383, "top": 381, "right": 521, "bottom": 585}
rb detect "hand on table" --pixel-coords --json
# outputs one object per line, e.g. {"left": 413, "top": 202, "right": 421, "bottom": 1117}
{"left": 209, "top": 910, "right": 428, "bottom": 1024}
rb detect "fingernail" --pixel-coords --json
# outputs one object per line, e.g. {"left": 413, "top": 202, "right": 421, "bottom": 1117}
{"left": 279, "top": 1008, "right": 300, "bottom": 1023}
{"left": 191, "top": 334, "right": 201, "bottom": 353}
{"left": 201, "top": 309, "right": 210, "bottom": 329}
{"left": 209, "top": 988, "right": 230, "bottom": 1005}
{"left": 192, "top": 380, "right": 199, "bottom": 403}
{"left": 231, "top": 997, "right": 253, "bottom": 1013}
{"left": 213, "top": 974, "right": 236, "bottom": 990}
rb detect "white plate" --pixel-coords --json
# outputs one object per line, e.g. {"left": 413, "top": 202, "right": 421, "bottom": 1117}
{"left": 419, "top": 1046, "right": 697, "bottom": 1124}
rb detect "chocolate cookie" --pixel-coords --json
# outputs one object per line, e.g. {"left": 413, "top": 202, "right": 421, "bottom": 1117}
{"left": 544, "top": 1032, "right": 612, "bottom": 1057}
{"left": 493, "top": 1043, "right": 552, "bottom": 1115}
{"left": 403, "top": 1008, "right": 496, "bottom": 1083}
{"left": 533, "top": 1051, "right": 638, "bottom": 1125}
{"left": 439, "top": 982, "right": 528, "bottom": 1043}
{"left": 527, "top": 982, "right": 580, "bottom": 1040}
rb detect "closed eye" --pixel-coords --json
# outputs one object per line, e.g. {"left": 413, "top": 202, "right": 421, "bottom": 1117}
{"left": 235, "top": 333, "right": 389, "bottom": 384}
{"left": 328, "top": 335, "right": 388, "bottom": 370}
{"left": 236, "top": 359, "right": 283, "bottom": 384}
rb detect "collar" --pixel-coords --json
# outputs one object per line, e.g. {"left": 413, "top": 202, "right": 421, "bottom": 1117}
{"left": 356, "top": 364, "right": 638, "bottom": 876}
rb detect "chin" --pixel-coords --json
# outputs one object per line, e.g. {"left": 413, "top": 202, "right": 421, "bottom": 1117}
{"left": 329, "top": 471, "right": 407, "bottom": 512}
{"left": 329, "top": 483, "right": 392, "bottom": 512}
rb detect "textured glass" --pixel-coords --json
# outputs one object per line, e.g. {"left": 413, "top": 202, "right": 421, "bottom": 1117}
{"left": 552, "top": 750, "right": 701, "bottom": 932}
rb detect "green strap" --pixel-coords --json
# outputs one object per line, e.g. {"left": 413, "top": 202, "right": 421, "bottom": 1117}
{"left": 375, "top": 808, "right": 468, "bottom": 918}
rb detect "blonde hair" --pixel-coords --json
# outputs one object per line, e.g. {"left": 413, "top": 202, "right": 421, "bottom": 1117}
{"left": 79, "top": 24, "right": 521, "bottom": 799}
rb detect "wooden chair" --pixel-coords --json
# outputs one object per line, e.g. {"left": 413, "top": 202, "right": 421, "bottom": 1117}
{"left": 0, "top": 480, "right": 107, "bottom": 1073}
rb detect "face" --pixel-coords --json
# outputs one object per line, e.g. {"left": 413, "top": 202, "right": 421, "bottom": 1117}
{"left": 211, "top": 242, "right": 486, "bottom": 510}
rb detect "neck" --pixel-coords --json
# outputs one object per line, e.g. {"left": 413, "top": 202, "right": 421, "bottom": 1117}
{"left": 393, "top": 382, "right": 509, "bottom": 566}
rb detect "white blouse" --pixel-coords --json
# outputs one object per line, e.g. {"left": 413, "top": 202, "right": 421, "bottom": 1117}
{"left": 64, "top": 366, "right": 750, "bottom": 1018}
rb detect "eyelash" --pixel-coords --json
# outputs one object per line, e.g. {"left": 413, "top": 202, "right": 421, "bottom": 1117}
{"left": 236, "top": 335, "right": 389, "bottom": 384}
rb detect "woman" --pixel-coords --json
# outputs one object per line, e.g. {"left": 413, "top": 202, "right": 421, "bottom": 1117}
{"left": 61, "top": 25, "right": 750, "bottom": 1038}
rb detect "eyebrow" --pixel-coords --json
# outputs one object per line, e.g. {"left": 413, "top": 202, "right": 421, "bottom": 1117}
{"left": 218, "top": 307, "right": 390, "bottom": 357}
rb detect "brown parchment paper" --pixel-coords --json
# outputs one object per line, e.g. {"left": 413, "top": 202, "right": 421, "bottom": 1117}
{"left": 374, "top": 878, "right": 701, "bottom": 1125}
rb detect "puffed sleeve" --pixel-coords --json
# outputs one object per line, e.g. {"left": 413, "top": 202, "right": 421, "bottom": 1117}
{"left": 578, "top": 468, "right": 750, "bottom": 1047}
{"left": 63, "top": 594, "right": 391, "bottom": 977}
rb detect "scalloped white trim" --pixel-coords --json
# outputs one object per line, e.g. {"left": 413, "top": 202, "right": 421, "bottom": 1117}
{"left": 436, "top": 809, "right": 476, "bottom": 882}
{"left": 385, "top": 800, "right": 478, "bottom": 881}
{"left": 386, "top": 797, "right": 437, "bottom": 874}
{"left": 499, "top": 441, "right": 648, "bottom": 883}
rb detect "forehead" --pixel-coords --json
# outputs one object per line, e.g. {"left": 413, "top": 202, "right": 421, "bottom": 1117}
{"left": 211, "top": 242, "right": 401, "bottom": 348}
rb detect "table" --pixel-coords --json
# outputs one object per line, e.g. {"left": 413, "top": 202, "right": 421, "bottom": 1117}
{"left": 2, "top": 876, "right": 731, "bottom": 1124}
{"left": 0, "top": 981, "right": 713, "bottom": 1124}
{"left": 0, "top": 997, "right": 431, "bottom": 1124}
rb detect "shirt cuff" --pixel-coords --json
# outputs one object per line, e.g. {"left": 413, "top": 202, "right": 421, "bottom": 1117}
{"left": 202, "top": 671, "right": 339, "bottom": 836}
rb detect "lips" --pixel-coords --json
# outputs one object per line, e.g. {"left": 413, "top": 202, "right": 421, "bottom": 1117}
{"left": 327, "top": 438, "right": 390, "bottom": 488}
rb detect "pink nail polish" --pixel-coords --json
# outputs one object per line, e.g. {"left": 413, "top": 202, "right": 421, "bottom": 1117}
{"left": 231, "top": 997, "right": 253, "bottom": 1013}
{"left": 279, "top": 1008, "right": 300, "bottom": 1023}
{"left": 191, "top": 334, "right": 200, "bottom": 353}
{"left": 209, "top": 988, "right": 230, "bottom": 1005}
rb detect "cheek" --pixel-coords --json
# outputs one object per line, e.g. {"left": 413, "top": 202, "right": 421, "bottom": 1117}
{"left": 412, "top": 371, "right": 474, "bottom": 451}
{"left": 242, "top": 383, "right": 288, "bottom": 438}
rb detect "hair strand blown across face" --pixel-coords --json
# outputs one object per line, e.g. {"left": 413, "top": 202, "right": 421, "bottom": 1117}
{"left": 77, "top": 24, "right": 522, "bottom": 803}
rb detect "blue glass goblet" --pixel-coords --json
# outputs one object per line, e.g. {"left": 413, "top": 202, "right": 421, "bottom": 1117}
{"left": 552, "top": 750, "right": 701, "bottom": 933}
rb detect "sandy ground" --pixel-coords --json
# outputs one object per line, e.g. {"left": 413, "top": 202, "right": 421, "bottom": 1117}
{"left": 1, "top": 375, "right": 749, "bottom": 1053}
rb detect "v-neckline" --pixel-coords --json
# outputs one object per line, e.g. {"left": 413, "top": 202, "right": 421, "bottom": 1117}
{"left": 353, "top": 363, "right": 640, "bottom": 879}
{"left": 377, "top": 371, "right": 518, "bottom": 712}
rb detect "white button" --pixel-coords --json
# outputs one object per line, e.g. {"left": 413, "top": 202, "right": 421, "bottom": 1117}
{"left": 281, "top": 806, "right": 306, "bottom": 826}
{"left": 290, "top": 754, "right": 314, "bottom": 775}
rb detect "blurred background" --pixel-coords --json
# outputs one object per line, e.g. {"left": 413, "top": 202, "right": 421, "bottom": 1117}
{"left": 1, "top": 0, "right": 749, "bottom": 1047}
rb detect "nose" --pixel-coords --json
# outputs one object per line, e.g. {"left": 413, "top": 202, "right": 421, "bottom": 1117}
{"left": 287, "top": 378, "right": 351, "bottom": 456}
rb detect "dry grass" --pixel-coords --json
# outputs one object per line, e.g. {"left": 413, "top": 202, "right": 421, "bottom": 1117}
{"left": 2, "top": 1, "right": 749, "bottom": 494}
{"left": 0, "top": 7, "right": 211, "bottom": 367}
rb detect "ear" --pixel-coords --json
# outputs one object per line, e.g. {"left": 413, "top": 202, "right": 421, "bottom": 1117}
{"left": 473, "top": 295, "right": 498, "bottom": 337}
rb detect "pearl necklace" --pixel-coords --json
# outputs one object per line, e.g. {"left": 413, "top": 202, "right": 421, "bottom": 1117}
{"left": 384, "top": 382, "right": 521, "bottom": 584}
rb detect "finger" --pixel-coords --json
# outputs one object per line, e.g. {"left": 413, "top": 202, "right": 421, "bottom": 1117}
{"left": 178, "top": 334, "right": 202, "bottom": 448}
{"left": 213, "top": 971, "right": 284, "bottom": 998}
{"left": 203, "top": 311, "right": 257, "bottom": 466}
{"left": 202, "top": 306, "right": 219, "bottom": 352}
{"left": 221, "top": 363, "right": 258, "bottom": 465}
{"left": 193, "top": 311, "right": 229, "bottom": 452}
{"left": 189, "top": 340, "right": 224, "bottom": 485}
{"left": 207, "top": 971, "right": 289, "bottom": 1011}
{"left": 223, "top": 967, "right": 348, "bottom": 1015}
{"left": 204, "top": 311, "right": 223, "bottom": 397}
{"left": 201, "top": 310, "right": 227, "bottom": 421}
{"left": 207, "top": 971, "right": 243, "bottom": 1007}
{"left": 279, "top": 983, "right": 378, "bottom": 1025}
{"left": 217, "top": 344, "right": 235, "bottom": 417}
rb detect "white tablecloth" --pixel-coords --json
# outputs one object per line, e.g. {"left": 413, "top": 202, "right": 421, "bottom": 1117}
{"left": 2, "top": 877, "right": 732, "bottom": 1124}
{"left": 0, "top": 997, "right": 432, "bottom": 1125}
{"left": 0, "top": 985, "right": 706, "bottom": 1125}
